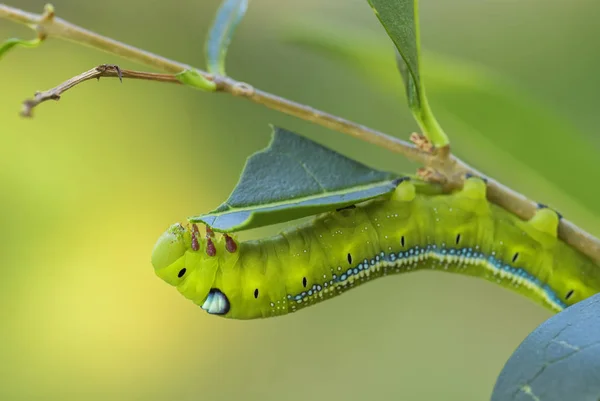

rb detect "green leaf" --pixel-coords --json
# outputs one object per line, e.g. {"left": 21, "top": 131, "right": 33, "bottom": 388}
{"left": 492, "top": 292, "right": 600, "bottom": 401}
{"left": 0, "top": 37, "right": 42, "bottom": 61}
{"left": 367, "top": 0, "right": 449, "bottom": 147}
{"left": 205, "top": 0, "right": 249, "bottom": 76}
{"left": 175, "top": 69, "right": 217, "bottom": 92}
{"left": 189, "top": 126, "right": 402, "bottom": 232}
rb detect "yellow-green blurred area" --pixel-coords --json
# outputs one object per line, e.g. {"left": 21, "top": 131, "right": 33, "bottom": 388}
{"left": 1, "top": 0, "right": 600, "bottom": 400}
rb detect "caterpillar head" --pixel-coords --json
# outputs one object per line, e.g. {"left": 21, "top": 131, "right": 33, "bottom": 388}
{"left": 151, "top": 223, "right": 230, "bottom": 315}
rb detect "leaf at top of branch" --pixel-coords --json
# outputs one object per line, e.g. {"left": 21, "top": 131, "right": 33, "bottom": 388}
{"left": 189, "top": 126, "right": 404, "bottom": 232}
{"left": 175, "top": 69, "right": 217, "bottom": 91}
{"left": 0, "top": 37, "right": 42, "bottom": 61}
{"left": 367, "top": 0, "right": 449, "bottom": 148}
{"left": 205, "top": 0, "right": 249, "bottom": 76}
{"left": 492, "top": 292, "right": 600, "bottom": 401}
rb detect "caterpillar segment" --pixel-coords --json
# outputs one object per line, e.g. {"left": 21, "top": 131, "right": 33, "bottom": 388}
{"left": 151, "top": 177, "right": 600, "bottom": 319}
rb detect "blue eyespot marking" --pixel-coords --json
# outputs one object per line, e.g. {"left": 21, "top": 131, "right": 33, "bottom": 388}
{"left": 201, "top": 289, "right": 230, "bottom": 315}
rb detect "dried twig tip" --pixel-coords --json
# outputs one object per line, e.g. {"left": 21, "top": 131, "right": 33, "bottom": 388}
{"left": 417, "top": 166, "right": 446, "bottom": 184}
{"left": 409, "top": 133, "right": 434, "bottom": 153}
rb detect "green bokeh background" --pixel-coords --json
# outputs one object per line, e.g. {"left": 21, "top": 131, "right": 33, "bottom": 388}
{"left": 1, "top": 0, "right": 599, "bottom": 400}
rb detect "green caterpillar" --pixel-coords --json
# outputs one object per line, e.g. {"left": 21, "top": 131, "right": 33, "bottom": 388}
{"left": 151, "top": 177, "right": 600, "bottom": 319}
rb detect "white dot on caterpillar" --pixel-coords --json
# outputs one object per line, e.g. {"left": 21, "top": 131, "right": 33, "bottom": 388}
{"left": 270, "top": 302, "right": 274, "bottom": 307}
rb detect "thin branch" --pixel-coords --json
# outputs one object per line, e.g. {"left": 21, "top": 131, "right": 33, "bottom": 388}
{"left": 20, "top": 64, "right": 182, "bottom": 117}
{"left": 2, "top": 4, "right": 600, "bottom": 265}
{"left": 0, "top": 4, "right": 427, "bottom": 166}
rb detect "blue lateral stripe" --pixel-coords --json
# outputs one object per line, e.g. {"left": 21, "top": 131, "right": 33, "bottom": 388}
{"left": 287, "top": 245, "right": 566, "bottom": 311}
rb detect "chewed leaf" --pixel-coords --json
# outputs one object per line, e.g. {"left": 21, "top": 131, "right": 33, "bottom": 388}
{"left": 189, "top": 126, "right": 402, "bottom": 232}
{"left": 205, "top": 0, "right": 249, "bottom": 76}
{"left": 367, "top": 0, "right": 448, "bottom": 147}
{"left": 0, "top": 37, "right": 42, "bottom": 61}
{"left": 175, "top": 69, "right": 217, "bottom": 91}
{"left": 492, "top": 292, "right": 600, "bottom": 401}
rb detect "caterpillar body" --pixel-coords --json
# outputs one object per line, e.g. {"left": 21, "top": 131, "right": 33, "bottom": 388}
{"left": 151, "top": 177, "right": 600, "bottom": 319}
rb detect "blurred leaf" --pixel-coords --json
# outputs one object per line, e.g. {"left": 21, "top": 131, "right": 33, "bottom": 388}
{"left": 367, "top": 0, "right": 448, "bottom": 147}
{"left": 175, "top": 69, "right": 217, "bottom": 91}
{"left": 189, "top": 126, "right": 402, "bottom": 232}
{"left": 367, "top": 0, "right": 418, "bottom": 86}
{"left": 282, "top": 22, "right": 600, "bottom": 227}
{"left": 492, "top": 292, "right": 600, "bottom": 401}
{"left": 0, "top": 37, "right": 42, "bottom": 61}
{"left": 205, "top": 0, "right": 249, "bottom": 76}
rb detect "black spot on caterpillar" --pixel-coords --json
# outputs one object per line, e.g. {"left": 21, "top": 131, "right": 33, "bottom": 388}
{"left": 151, "top": 177, "right": 600, "bottom": 319}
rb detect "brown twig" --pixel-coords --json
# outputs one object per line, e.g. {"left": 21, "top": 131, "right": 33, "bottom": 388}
{"left": 2, "top": 3, "right": 600, "bottom": 264}
{"left": 0, "top": 3, "right": 428, "bottom": 166}
{"left": 20, "top": 64, "right": 182, "bottom": 117}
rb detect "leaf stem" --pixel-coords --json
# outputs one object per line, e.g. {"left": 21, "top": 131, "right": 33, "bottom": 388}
{"left": 2, "top": 3, "right": 600, "bottom": 264}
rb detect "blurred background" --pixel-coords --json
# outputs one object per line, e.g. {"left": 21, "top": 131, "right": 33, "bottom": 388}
{"left": 1, "top": 0, "right": 599, "bottom": 400}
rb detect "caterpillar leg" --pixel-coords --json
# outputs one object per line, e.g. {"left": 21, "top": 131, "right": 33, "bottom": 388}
{"left": 528, "top": 204, "right": 560, "bottom": 238}
{"left": 391, "top": 178, "right": 416, "bottom": 202}
{"left": 464, "top": 172, "right": 488, "bottom": 183}
{"left": 537, "top": 203, "right": 563, "bottom": 220}
{"left": 460, "top": 174, "right": 488, "bottom": 201}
